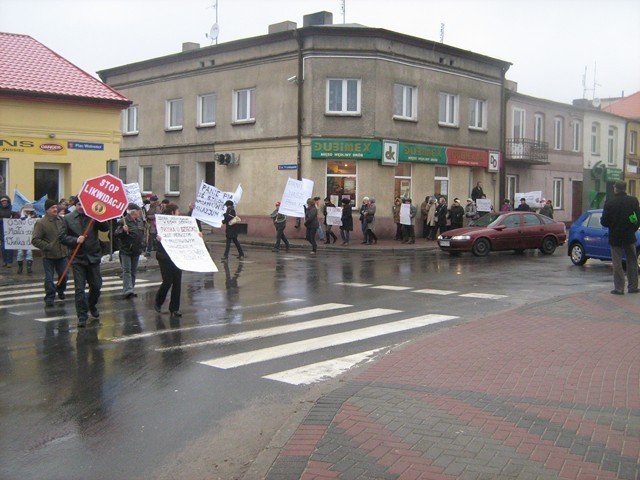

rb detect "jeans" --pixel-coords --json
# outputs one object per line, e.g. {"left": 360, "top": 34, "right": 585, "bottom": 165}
{"left": 43, "top": 257, "right": 68, "bottom": 304}
{"left": 361, "top": 220, "right": 369, "bottom": 242}
{"left": 274, "top": 227, "right": 290, "bottom": 250}
{"left": 611, "top": 243, "right": 639, "bottom": 292}
{"left": 71, "top": 262, "right": 102, "bottom": 321}
{"left": 119, "top": 252, "right": 140, "bottom": 295}
{"left": 306, "top": 227, "right": 318, "bottom": 252}
{"left": 1, "top": 239, "right": 13, "bottom": 265}
{"left": 156, "top": 257, "right": 182, "bottom": 312}
{"left": 340, "top": 228, "right": 350, "bottom": 243}
{"left": 17, "top": 249, "right": 33, "bottom": 261}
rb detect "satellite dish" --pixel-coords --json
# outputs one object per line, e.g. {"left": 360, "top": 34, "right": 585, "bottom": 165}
{"left": 592, "top": 98, "right": 601, "bottom": 108}
{"left": 207, "top": 23, "right": 219, "bottom": 43}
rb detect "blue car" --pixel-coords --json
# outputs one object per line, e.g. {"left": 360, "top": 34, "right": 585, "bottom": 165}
{"left": 568, "top": 209, "right": 640, "bottom": 265}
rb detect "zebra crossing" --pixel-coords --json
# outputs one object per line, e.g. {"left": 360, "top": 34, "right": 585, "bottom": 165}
{"left": 337, "top": 282, "right": 509, "bottom": 299}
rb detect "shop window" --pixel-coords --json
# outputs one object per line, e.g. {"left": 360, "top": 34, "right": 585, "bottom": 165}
{"left": 434, "top": 166, "right": 449, "bottom": 198}
{"left": 394, "top": 163, "right": 412, "bottom": 198}
{"left": 326, "top": 160, "right": 357, "bottom": 206}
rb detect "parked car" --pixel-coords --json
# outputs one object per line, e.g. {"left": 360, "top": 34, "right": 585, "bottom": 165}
{"left": 437, "top": 211, "right": 567, "bottom": 257}
{"left": 567, "top": 209, "right": 640, "bottom": 266}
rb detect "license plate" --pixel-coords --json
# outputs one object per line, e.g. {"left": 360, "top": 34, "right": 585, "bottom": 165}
{"left": 439, "top": 240, "right": 450, "bottom": 247}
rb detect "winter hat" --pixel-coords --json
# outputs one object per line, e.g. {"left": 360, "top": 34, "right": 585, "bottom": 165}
{"left": 275, "top": 201, "right": 281, "bottom": 207}
{"left": 22, "top": 203, "right": 35, "bottom": 211}
{"left": 127, "top": 203, "right": 141, "bottom": 211}
{"left": 150, "top": 195, "right": 159, "bottom": 201}
{"left": 341, "top": 198, "right": 350, "bottom": 204}
{"left": 224, "top": 200, "right": 234, "bottom": 207}
{"left": 44, "top": 199, "right": 57, "bottom": 211}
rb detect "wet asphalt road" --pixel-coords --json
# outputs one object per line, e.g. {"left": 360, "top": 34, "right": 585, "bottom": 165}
{"left": 0, "top": 248, "right": 614, "bottom": 479}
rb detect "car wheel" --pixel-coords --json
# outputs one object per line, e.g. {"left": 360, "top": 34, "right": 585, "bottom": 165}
{"left": 569, "top": 242, "right": 587, "bottom": 265}
{"left": 471, "top": 238, "right": 490, "bottom": 257}
{"left": 540, "top": 236, "right": 557, "bottom": 255}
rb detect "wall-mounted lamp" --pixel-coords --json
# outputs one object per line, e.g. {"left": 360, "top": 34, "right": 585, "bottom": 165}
{"left": 48, "top": 133, "right": 56, "bottom": 139}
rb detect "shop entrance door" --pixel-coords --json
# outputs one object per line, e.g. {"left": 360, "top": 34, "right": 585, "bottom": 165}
{"left": 34, "top": 166, "right": 63, "bottom": 201}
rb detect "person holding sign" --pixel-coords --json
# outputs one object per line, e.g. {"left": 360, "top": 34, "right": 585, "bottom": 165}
{"left": 340, "top": 198, "right": 353, "bottom": 245}
{"left": 222, "top": 200, "right": 245, "bottom": 260}
{"left": 154, "top": 203, "right": 185, "bottom": 316}
{"left": 60, "top": 201, "right": 110, "bottom": 328}
{"left": 304, "top": 198, "right": 319, "bottom": 255}
{"left": 115, "top": 203, "right": 145, "bottom": 299}
{"left": 270, "top": 201, "right": 290, "bottom": 252}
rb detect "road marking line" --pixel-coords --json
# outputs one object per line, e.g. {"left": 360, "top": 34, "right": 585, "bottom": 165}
{"left": 412, "top": 289, "right": 459, "bottom": 295}
{"left": 199, "top": 313, "right": 458, "bottom": 369}
{"left": 371, "top": 285, "right": 413, "bottom": 291}
{"left": 459, "top": 293, "right": 508, "bottom": 300}
{"left": 263, "top": 348, "right": 387, "bottom": 385}
{"left": 0, "top": 278, "right": 151, "bottom": 298}
{"left": 335, "top": 282, "right": 372, "bottom": 287}
{"left": 155, "top": 308, "right": 401, "bottom": 351}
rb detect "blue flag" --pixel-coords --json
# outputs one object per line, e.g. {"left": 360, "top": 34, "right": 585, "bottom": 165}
{"left": 11, "top": 189, "right": 47, "bottom": 216}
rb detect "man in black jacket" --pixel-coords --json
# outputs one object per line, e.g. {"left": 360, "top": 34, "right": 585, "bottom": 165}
{"left": 115, "top": 203, "right": 145, "bottom": 299}
{"left": 60, "top": 201, "right": 110, "bottom": 327}
{"left": 601, "top": 181, "right": 640, "bottom": 295}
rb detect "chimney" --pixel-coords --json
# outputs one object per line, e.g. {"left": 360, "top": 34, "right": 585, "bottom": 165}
{"left": 303, "top": 11, "right": 333, "bottom": 27}
{"left": 182, "top": 42, "right": 200, "bottom": 52}
{"left": 269, "top": 21, "right": 297, "bottom": 34}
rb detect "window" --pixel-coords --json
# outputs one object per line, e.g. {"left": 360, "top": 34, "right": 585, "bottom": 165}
{"left": 629, "top": 180, "right": 637, "bottom": 197}
{"left": 394, "top": 163, "right": 412, "bottom": 199}
{"left": 233, "top": 88, "right": 255, "bottom": 122}
{"left": 572, "top": 120, "right": 582, "bottom": 152}
{"left": 434, "top": 166, "right": 449, "bottom": 197}
{"left": 106, "top": 160, "right": 118, "bottom": 176}
{"left": 607, "top": 126, "right": 617, "bottom": 164}
{"left": 327, "top": 79, "right": 361, "bottom": 115}
{"left": 523, "top": 214, "right": 542, "bottom": 226}
{"left": 326, "top": 160, "right": 357, "bottom": 206}
{"left": 166, "top": 98, "right": 183, "bottom": 130}
{"left": 139, "top": 166, "right": 152, "bottom": 193}
{"left": 630, "top": 131, "right": 637, "bottom": 155}
{"left": 469, "top": 98, "right": 487, "bottom": 130}
{"left": 122, "top": 105, "right": 138, "bottom": 134}
{"left": 394, "top": 84, "right": 417, "bottom": 120}
{"left": 166, "top": 165, "right": 180, "bottom": 195}
{"left": 554, "top": 117, "right": 563, "bottom": 150}
{"left": 438, "top": 92, "right": 458, "bottom": 126}
{"left": 502, "top": 215, "right": 521, "bottom": 228}
{"left": 197, "top": 94, "right": 216, "bottom": 126}
{"left": 553, "top": 177, "right": 564, "bottom": 209}
{"left": 512, "top": 108, "right": 525, "bottom": 139}
{"left": 534, "top": 113, "right": 544, "bottom": 143}
{"left": 506, "top": 174, "right": 518, "bottom": 203}
{"left": 591, "top": 122, "right": 600, "bottom": 154}
{"left": 118, "top": 166, "right": 127, "bottom": 183}
{"left": 0, "top": 159, "right": 7, "bottom": 196}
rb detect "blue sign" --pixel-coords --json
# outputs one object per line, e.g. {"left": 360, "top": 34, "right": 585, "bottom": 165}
{"left": 278, "top": 164, "right": 298, "bottom": 170}
{"left": 68, "top": 141, "right": 104, "bottom": 151}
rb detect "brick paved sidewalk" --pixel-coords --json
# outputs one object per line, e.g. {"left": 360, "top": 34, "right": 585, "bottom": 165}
{"left": 260, "top": 291, "right": 640, "bottom": 480}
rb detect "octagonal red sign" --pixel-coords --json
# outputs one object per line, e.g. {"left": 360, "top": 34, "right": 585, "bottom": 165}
{"left": 78, "top": 173, "right": 128, "bottom": 222}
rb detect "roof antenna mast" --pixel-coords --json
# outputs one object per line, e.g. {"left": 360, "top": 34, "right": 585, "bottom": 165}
{"left": 341, "top": 0, "right": 346, "bottom": 24}
{"left": 206, "top": 1, "right": 219, "bottom": 45}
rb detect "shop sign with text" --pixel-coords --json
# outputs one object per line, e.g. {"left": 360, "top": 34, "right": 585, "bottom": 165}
{"left": 399, "top": 143, "right": 447, "bottom": 164}
{"left": 0, "top": 137, "right": 67, "bottom": 155}
{"left": 312, "top": 139, "right": 381, "bottom": 159}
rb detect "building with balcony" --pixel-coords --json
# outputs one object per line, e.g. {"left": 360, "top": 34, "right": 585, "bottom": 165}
{"left": 98, "top": 12, "right": 510, "bottom": 238}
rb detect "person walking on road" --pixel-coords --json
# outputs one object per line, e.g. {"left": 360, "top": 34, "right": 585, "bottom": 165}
{"left": 60, "top": 201, "right": 109, "bottom": 328}
{"left": 304, "top": 197, "right": 319, "bottom": 254}
{"left": 600, "top": 180, "right": 640, "bottom": 295}
{"left": 270, "top": 201, "right": 290, "bottom": 252}
{"left": 115, "top": 203, "right": 145, "bottom": 299}
{"left": 31, "top": 199, "right": 68, "bottom": 307}
{"left": 340, "top": 198, "right": 353, "bottom": 245}
{"left": 154, "top": 203, "right": 186, "bottom": 317}
{"left": 222, "top": 200, "right": 245, "bottom": 260}
{"left": 16, "top": 203, "right": 38, "bottom": 274}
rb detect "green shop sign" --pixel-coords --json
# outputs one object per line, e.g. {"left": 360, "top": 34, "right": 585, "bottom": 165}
{"left": 606, "top": 168, "right": 623, "bottom": 181}
{"left": 399, "top": 143, "right": 447, "bottom": 164}
{"left": 311, "top": 139, "right": 381, "bottom": 159}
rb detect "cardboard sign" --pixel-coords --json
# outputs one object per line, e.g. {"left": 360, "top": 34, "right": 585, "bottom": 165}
{"left": 326, "top": 206, "right": 342, "bottom": 226}
{"left": 155, "top": 215, "right": 217, "bottom": 272}
{"left": 123, "top": 182, "right": 144, "bottom": 209}
{"left": 192, "top": 183, "right": 243, "bottom": 228}
{"left": 278, "top": 178, "right": 314, "bottom": 218}
{"left": 2, "top": 218, "right": 37, "bottom": 250}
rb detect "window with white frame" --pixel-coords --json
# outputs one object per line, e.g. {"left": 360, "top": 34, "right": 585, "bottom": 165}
{"left": 434, "top": 166, "right": 449, "bottom": 197}
{"left": 393, "top": 83, "right": 417, "bottom": 120}
{"left": 122, "top": 105, "right": 138, "bottom": 134}
{"left": 552, "top": 178, "right": 563, "bottom": 209}
{"left": 394, "top": 163, "right": 412, "bottom": 199}
{"left": 534, "top": 113, "right": 544, "bottom": 143}
{"left": 327, "top": 79, "right": 361, "bottom": 115}
{"left": 438, "top": 92, "right": 458, "bottom": 126}
{"left": 629, "top": 130, "right": 637, "bottom": 155}
{"left": 233, "top": 88, "right": 255, "bottom": 123}
{"left": 166, "top": 165, "right": 180, "bottom": 195}
{"left": 139, "top": 166, "right": 152, "bottom": 193}
{"left": 197, "top": 93, "right": 216, "bottom": 126}
{"left": 469, "top": 98, "right": 487, "bottom": 130}
{"left": 591, "top": 122, "right": 600, "bottom": 154}
{"left": 506, "top": 174, "right": 518, "bottom": 204}
{"left": 572, "top": 120, "right": 582, "bottom": 152}
{"left": 166, "top": 98, "right": 183, "bottom": 130}
{"left": 554, "top": 116, "right": 563, "bottom": 150}
{"left": 607, "top": 126, "right": 617, "bottom": 164}
{"left": 512, "top": 108, "right": 525, "bottom": 139}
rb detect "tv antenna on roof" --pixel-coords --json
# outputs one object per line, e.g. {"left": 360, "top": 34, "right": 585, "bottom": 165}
{"left": 205, "top": 1, "right": 219, "bottom": 45}
{"left": 341, "top": 0, "right": 346, "bottom": 24}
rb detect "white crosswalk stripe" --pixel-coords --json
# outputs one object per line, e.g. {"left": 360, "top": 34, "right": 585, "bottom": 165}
{"left": 335, "top": 282, "right": 507, "bottom": 299}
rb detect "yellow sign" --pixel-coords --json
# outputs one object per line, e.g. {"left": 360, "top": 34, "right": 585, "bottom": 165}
{"left": 0, "top": 137, "right": 67, "bottom": 155}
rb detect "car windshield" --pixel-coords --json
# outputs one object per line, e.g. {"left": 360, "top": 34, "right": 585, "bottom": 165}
{"left": 470, "top": 213, "right": 504, "bottom": 227}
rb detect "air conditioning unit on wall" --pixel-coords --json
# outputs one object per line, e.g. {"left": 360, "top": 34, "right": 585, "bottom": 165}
{"left": 215, "top": 153, "right": 239, "bottom": 165}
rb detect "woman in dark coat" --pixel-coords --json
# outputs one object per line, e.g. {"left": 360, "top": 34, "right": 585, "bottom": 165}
{"left": 154, "top": 203, "right": 183, "bottom": 317}
{"left": 222, "top": 200, "right": 244, "bottom": 260}
{"left": 304, "top": 198, "right": 319, "bottom": 254}
{"left": 340, "top": 198, "right": 353, "bottom": 245}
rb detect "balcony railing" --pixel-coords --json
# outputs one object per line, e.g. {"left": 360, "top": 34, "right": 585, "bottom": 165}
{"left": 505, "top": 139, "right": 549, "bottom": 164}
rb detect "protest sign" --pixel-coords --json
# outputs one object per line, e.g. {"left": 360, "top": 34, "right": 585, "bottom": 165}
{"left": 192, "top": 183, "right": 243, "bottom": 228}
{"left": 326, "top": 206, "right": 342, "bottom": 226}
{"left": 476, "top": 198, "right": 493, "bottom": 212}
{"left": 123, "top": 182, "right": 144, "bottom": 208}
{"left": 278, "top": 178, "right": 314, "bottom": 217}
{"left": 3, "top": 218, "right": 37, "bottom": 250}
{"left": 515, "top": 191, "right": 543, "bottom": 208}
{"left": 400, "top": 203, "right": 412, "bottom": 225}
{"left": 155, "top": 214, "right": 217, "bottom": 272}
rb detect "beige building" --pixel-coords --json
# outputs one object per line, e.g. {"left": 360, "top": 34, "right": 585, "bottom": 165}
{"left": 99, "top": 12, "right": 510, "bottom": 238}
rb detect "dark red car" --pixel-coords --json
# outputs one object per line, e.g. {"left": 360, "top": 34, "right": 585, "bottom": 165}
{"left": 437, "top": 211, "right": 567, "bottom": 256}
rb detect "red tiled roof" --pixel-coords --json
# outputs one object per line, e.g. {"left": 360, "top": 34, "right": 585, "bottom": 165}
{"left": 0, "top": 32, "right": 129, "bottom": 105}
{"left": 600, "top": 91, "right": 640, "bottom": 121}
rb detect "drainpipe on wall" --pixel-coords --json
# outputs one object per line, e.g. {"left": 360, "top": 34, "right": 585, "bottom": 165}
{"left": 294, "top": 29, "right": 304, "bottom": 228}
{"left": 499, "top": 66, "right": 508, "bottom": 204}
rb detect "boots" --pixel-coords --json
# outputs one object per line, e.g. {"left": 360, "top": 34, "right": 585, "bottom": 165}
{"left": 17, "top": 261, "right": 23, "bottom": 274}
{"left": 27, "top": 260, "right": 33, "bottom": 274}
{"left": 369, "top": 231, "right": 378, "bottom": 244}
{"left": 331, "top": 231, "right": 338, "bottom": 243}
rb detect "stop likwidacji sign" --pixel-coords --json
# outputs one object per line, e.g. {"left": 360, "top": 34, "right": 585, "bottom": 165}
{"left": 78, "top": 173, "right": 128, "bottom": 222}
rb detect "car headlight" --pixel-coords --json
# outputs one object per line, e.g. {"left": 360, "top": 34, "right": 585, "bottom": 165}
{"left": 437, "top": 235, "right": 443, "bottom": 240}
{"left": 451, "top": 235, "right": 471, "bottom": 240}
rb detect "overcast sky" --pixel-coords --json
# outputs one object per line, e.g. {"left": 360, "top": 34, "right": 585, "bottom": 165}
{"left": 1, "top": 0, "right": 638, "bottom": 104}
